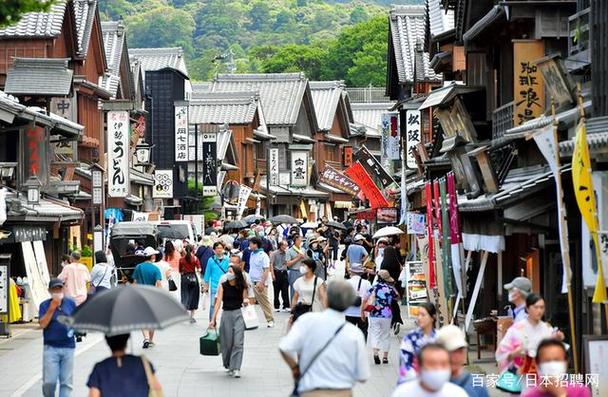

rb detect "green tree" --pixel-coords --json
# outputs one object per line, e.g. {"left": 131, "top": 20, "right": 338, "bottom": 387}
{"left": 259, "top": 44, "right": 327, "bottom": 80}
{"left": 0, "top": 0, "right": 52, "bottom": 27}
{"left": 347, "top": 41, "right": 387, "bottom": 86}
{"left": 248, "top": 1, "right": 271, "bottom": 31}
{"left": 350, "top": 5, "right": 369, "bottom": 23}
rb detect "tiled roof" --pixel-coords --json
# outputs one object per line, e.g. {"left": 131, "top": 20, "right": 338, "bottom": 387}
{"left": 73, "top": 0, "right": 97, "bottom": 58}
{"left": 4, "top": 58, "right": 73, "bottom": 96}
{"left": 389, "top": 5, "right": 440, "bottom": 84}
{"left": 211, "top": 73, "right": 309, "bottom": 126}
{"left": 130, "top": 47, "right": 188, "bottom": 81}
{"left": 351, "top": 102, "right": 394, "bottom": 137}
{"left": 427, "top": 0, "right": 454, "bottom": 37}
{"left": 100, "top": 21, "right": 126, "bottom": 97}
{"left": 309, "top": 81, "right": 347, "bottom": 131}
{"left": 189, "top": 91, "right": 261, "bottom": 125}
{"left": 0, "top": 0, "right": 67, "bottom": 39}
{"left": 191, "top": 82, "right": 212, "bottom": 95}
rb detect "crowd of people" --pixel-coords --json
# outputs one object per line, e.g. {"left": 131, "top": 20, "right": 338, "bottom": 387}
{"left": 36, "top": 217, "right": 592, "bottom": 397}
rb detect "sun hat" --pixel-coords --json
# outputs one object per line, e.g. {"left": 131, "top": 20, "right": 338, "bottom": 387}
{"left": 377, "top": 269, "right": 394, "bottom": 283}
{"left": 143, "top": 247, "right": 160, "bottom": 257}
{"left": 436, "top": 324, "right": 467, "bottom": 351}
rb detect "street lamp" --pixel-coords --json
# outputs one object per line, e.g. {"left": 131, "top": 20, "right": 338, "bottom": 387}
{"left": 24, "top": 175, "right": 42, "bottom": 205}
{"left": 135, "top": 141, "right": 153, "bottom": 166}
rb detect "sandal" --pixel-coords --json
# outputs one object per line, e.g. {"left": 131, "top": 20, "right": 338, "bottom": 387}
{"left": 373, "top": 355, "right": 381, "bottom": 365}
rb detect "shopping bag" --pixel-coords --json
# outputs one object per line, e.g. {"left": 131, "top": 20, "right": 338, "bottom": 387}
{"left": 199, "top": 329, "right": 220, "bottom": 356}
{"left": 495, "top": 367, "right": 523, "bottom": 394}
{"left": 241, "top": 305, "right": 260, "bottom": 330}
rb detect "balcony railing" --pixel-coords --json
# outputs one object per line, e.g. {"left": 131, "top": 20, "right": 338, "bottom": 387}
{"left": 569, "top": 7, "right": 590, "bottom": 62}
{"left": 492, "top": 101, "right": 514, "bottom": 141}
{"left": 346, "top": 86, "right": 390, "bottom": 103}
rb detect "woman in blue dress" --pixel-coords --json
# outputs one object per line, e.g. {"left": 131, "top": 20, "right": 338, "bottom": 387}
{"left": 397, "top": 301, "right": 437, "bottom": 383}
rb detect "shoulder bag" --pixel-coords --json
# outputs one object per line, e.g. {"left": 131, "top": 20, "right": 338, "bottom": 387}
{"left": 290, "top": 323, "right": 346, "bottom": 397}
{"left": 353, "top": 277, "right": 363, "bottom": 307}
{"left": 88, "top": 265, "right": 109, "bottom": 295}
{"left": 291, "top": 277, "right": 317, "bottom": 321}
{"left": 141, "top": 356, "right": 164, "bottom": 397}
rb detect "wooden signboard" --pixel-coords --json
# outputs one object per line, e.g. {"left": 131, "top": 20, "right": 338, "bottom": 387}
{"left": 513, "top": 40, "right": 545, "bottom": 126}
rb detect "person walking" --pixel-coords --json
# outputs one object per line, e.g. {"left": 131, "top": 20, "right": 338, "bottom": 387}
{"left": 248, "top": 237, "right": 275, "bottom": 327}
{"left": 363, "top": 269, "right": 399, "bottom": 365}
{"left": 279, "top": 280, "right": 370, "bottom": 397}
{"left": 291, "top": 259, "right": 327, "bottom": 323}
{"left": 504, "top": 276, "right": 533, "bottom": 323}
{"left": 271, "top": 240, "right": 290, "bottom": 312}
{"left": 58, "top": 251, "right": 90, "bottom": 306}
{"left": 164, "top": 240, "right": 181, "bottom": 300}
{"left": 203, "top": 242, "right": 230, "bottom": 321}
{"left": 90, "top": 251, "right": 116, "bottom": 295}
{"left": 436, "top": 325, "right": 489, "bottom": 397}
{"left": 285, "top": 235, "right": 307, "bottom": 299}
{"left": 179, "top": 244, "right": 202, "bottom": 323}
{"left": 131, "top": 247, "right": 162, "bottom": 349}
{"left": 87, "top": 333, "right": 162, "bottom": 396}
{"left": 380, "top": 246, "right": 403, "bottom": 289}
{"left": 307, "top": 237, "right": 329, "bottom": 280}
{"left": 345, "top": 235, "right": 368, "bottom": 275}
{"left": 209, "top": 264, "right": 250, "bottom": 378}
{"left": 398, "top": 302, "right": 437, "bottom": 383}
{"left": 391, "top": 344, "right": 468, "bottom": 397}
{"left": 39, "top": 278, "right": 76, "bottom": 397}
{"left": 345, "top": 268, "right": 371, "bottom": 340}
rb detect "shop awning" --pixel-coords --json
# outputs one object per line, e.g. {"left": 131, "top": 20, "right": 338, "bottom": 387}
{"left": 419, "top": 84, "right": 482, "bottom": 110}
{"left": 7, "top": 195, "right": 84, "bottom": 223}
{"left": 125, "top": 194, "right": 143, "bottom": 206}
{"left": 130, "top": 169, "right": 154, "bottom": 186}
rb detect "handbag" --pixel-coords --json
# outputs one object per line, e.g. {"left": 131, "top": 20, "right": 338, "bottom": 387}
{"left": 168, "top": 277, "right": 178, "bottom": 292}
{"left": 199, "top": 329, "right": 221, "bottom": 356}
{"left": 241, "top": 305, "right": 260, "bottom": 330}
{"left": 495, "top": 366, "right": 523, "bottom": 394}
{"left": 363, "top": 289, "right": 376, "bottom": 312}
{"left": 141, "top": 356, "right": 164, "bottom": 397}
{"left": 291, "top": 277, "right": 317, "bottom": 322}
{"left": 290, "top": 323, "right": 346, "bottom": 397}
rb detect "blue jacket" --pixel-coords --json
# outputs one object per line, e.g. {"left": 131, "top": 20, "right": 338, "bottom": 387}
{"left": 203, "top": 255, "right": 229, "bottom": 292}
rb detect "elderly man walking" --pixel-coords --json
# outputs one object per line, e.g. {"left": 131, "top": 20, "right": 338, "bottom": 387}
{"left": 58, "top": 251, "right": 90, "bottom": 306}
{"left": 279, "top": 280, "right": 370, "bottom": 397}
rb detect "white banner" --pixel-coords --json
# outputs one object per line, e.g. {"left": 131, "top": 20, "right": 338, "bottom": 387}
{"left": 290, "top": 151, "right": 308, "bottom": 187}
{"left": 237, "top": 185, "right": 252, "bottom": 218}
{"left": 107, "top": 110, "right": 130, "bottom": 197}
{"left": 406, "top": 109, "right": 421, "bottom": 169}
{"left": 269, "top": 148, "right": 280, "bottom": 186}
{"left": 153, "top": 170, "right": 173, "bottom": 198}
{"left": 175, "top": 105, "right": 188, "bottom": 162}
{"left": 407, "top": 212, "right": 426, "bottom": 235}
{"left": 132, "top": 211, "right": 149, "bottom": 222}
{"left": 381, "top": 112, "right": 400, "bottom": 161}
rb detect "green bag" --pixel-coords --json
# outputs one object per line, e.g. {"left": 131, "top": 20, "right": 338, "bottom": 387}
{"left": 199, "top": 329, "right": 220, "bottom": 356}
{"left": 495, "top": 367, "right": 523, "bottom": 394}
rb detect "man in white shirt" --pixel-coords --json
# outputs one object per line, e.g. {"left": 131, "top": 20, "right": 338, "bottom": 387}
{"left": 345, "top": 268, "right": 371, "bottom": 341}
{"left": 279, "top": 280, "right": 370, "bottom": 397}
{"left": 391, "top": 343, "right": 468, "bottom": 397}
{"left": 248, "top": 237, "right": 274, "bottom": 327}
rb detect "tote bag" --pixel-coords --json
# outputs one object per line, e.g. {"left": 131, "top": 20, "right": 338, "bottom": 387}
{"left": 241, "top": 305, "right": 260, "bottom": 330}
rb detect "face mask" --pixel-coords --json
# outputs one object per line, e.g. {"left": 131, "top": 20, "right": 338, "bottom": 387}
{"left": 508, "top": 289, "right": 518, "bottom": 303}
{"left": 51, "top": 292, "right": 64, "bottom": 301}
{"left": 538, "top": 361, "right": 567, "bottom": 378}
{"left": 226, "top": 273, "right": 236, "bottom": 281}
{"left": 299, "top": 266, "right": 308, "bottom": 275}
{"left": 420, "top": 369, "right": 451, "bottom": 391}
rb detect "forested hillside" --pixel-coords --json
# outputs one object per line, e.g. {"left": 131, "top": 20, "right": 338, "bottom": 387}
{"left": 100, "top": 0, "right": 422, "bottom": 84}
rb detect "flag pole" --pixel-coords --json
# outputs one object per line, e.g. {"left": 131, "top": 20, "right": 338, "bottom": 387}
{"left": 550, "top": 97, "right": 579, "bottom": 373}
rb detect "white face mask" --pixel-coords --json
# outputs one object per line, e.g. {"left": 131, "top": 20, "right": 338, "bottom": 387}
{"left": 538, "top": 361, "right": 567, "bottom": 378}
{"left": 51, "top": 292, "right": 64, "bottom": 301}
{"left": 420, "top": 369, "right": 451, "bottom": 391}
{"left": 226, "top": 273, "right": 236, "bottom": 281}
{"left": 299, "top": 266, "right": 308, "bottom": 275}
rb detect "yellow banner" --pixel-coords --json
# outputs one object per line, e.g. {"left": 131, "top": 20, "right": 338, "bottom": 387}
{"left": 299, "top": 200, "right": 308, "bottom": 220}
{"left": 572, "top": 120, "right": 607, "bottom": 303}
{"left": 513, "top": 40, "right": 545, "bottom": 126}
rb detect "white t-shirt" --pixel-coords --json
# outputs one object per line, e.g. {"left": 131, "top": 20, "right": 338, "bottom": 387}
{"left": 154, "top": 260, "right": 172, "bottom": 289}
{"left": 345, "top": 275, "right": 371, "bottom": 317}
{"left": 391, "top": 380, "right": 469, "bottom": 397}
{"left": 293, "top": 276, "right": 324, "bottom": 311}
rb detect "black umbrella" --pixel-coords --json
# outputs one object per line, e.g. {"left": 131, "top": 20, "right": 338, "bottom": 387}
{"left": 326, "top": 221, "right": 346, "bottom": 230}
{"left": 62, "top": 285, "right": 189, "bottom": 335}
{"left": 243, "top": 214, "right": 264, "bottom": 224}
{"left": 205, "top": 227, "right": 219, "bottom": 235}
{"left": 224, "top": 220, "right": 248, "bottom": 230}
{"left": 269, "top": 214, "right": 299, "bottom": 225}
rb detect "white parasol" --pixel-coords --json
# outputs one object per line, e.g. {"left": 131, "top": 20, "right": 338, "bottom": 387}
{"left": 372, "top": 226, "right": 405, "bottom": 239}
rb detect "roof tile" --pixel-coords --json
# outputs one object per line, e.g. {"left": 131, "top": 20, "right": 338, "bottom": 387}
{"left": 189, "top": 91, "right": 261, "bottom": 125}
{"left": 309, "top": 81, "right": 346, "bottom": 131}
{"left": 4, "top": 58, "right": 73, "bottom": 96}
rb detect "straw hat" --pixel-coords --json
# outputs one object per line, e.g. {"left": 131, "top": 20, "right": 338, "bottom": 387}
{"left": 377, "top": 269, "right": 394, "bottom": 283}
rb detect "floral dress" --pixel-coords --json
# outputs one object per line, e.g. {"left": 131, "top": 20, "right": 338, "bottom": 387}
{"left": 368, "top": 281, "right": 398, "bottom": 318}
{"left": 397, "top": 327, "right": 437, "bottom": 383}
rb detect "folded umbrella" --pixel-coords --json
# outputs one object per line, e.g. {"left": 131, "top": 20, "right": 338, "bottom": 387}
{"left": 62, "top": 285, "right": 189, "bottom": 336}
{"left": 269, "top": 215, "right": 299, "bottom": 225}
{"left": 372, "top": 226, "right": 405, "bottom": 239}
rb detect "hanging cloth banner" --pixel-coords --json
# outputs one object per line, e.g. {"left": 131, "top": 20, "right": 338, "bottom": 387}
{"left": 433, "top": 180, "right": 442, "bottom": 238}
{"left": 344, "top": 161, "right": 390, "bottom": 209}
{"left": 439, "top": 177, "right": 453, "bottom": 301}
{"left": 353, "top": 145, "right": 398, "bottom": 189}
{"left": 425, "top": 182, "right": 436, "bottom": 288}
{"left": 572, "top": 119, "right": 607, "bottom": 303}
{"left": 447, "top": 173, "right": 464, "bottom": 297}
{"left": 532, "top": 124, "right": 572, "bottom": 294}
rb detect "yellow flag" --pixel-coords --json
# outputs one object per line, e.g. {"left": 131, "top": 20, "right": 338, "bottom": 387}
{"left": 572, "top": 120, "right": 607, "bottom": 303}
{"left": 299, "top": 200, "right": 308, "bottom": 220}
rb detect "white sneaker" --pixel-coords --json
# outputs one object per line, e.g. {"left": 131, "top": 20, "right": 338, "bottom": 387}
{"left": 267, "top": 321, "right": 275, "bottom": 328}
{"left": 274, "top": 308, "right": 281, "bottom": 313}
{"left": 226, "top": 369, "right": 234, "bottom": 376}
{"left": 232, "top": 370, "right": 241, "bottom": 378}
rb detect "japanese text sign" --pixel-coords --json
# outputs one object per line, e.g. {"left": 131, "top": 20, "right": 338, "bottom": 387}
{"left": 319, "top": 165, "right": 360, "bottom": 196}
{"left": 406, "top": 109, "right": 421, "bottom": 169}
{"left": 344, "top": 161, "right": 389, "bottom": 209}
{"left": 354, "top": 146, "right": 397, "bottom": 189}
{"left": 23, "top": 125, "right": 48, "bottom": 186}
{"left": 269, "top": 148, "right": 280, "bottom": 186}
{"left": 107, "top": 111, "right": 130, "bottom": 197}
{"left": 202, "top": 132, "right": 217, "bottom": 196}
{"left": 153, "top": 170, "right": 173, "bottom": 198}
{"left": 513, "top": 40, "right": 545, "bottom": 126}
{"left": 237, "top": 184, "right": 252, "bottom": 217}
{"left": 381, "top": 112, "right": 400, "bottom": 161}
{"left": 290, "top": 151, "right": 308, "bottom": 187}
{"left": 343, "top": 146, "right": 353, "bottom": 166}
{"left": 174, "top": 105, "right": 188, "bottom": 162}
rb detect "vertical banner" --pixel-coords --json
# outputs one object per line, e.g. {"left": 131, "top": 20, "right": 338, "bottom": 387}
{"left": 381, "top": 113, "right": 400, "bottom": 160}
{"left": 405, "top": 109, "right": 421, "bottom": 169}
{"left": 343, "top": 146, "right": 353, "bottom": 167}
{"left": 237, "top": 185, "right": 252, "bottom": 218}
{"left": 424, "top": 182, "right": 436, "bottom": 288}
{"left": 439, "top": 178, "right": 453, "bottom": 302}
{"left": 107, "top": 111, "right": 129, "bottom": 197}
{"left": 202, "top": 132, "right": 218, "bottom": 196}
{"left": 447, "top": 173, "right": 464, "bottom": 297}
{"left": 23, "top": 124, "right": 49, "bottom": 187}
{"left": 344, "top": 162, "right": 390, "bottom": 209}
{"left": 290, "top": 151, "right": 308, "bottom": 187}
{"left": 513, "top": 40, "right": 545, "bottom": 126}
{"left": 153, "top": 170, "right": 173, "bottom": 198}
{"left": 174, "top": 105, "right": 188, "bottom": 162}
{"left": 268, "top": 148, "right": 280, "bottom": 186}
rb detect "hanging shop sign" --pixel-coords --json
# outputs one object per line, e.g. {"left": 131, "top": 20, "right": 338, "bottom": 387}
{"left": 107, "top": 111, "right": 129, "bottom": 197}
{"left": 132, "top": 211, "right": 149, "bottom": 222}
{"left": 344, "top": 161, "right": 389, "bottom": 209}
{"left": 290, "top": 151, "right": 308, "bottom": 187}
{"left": 319, "top": 165, "right": 360, "bottom": 196}
{"left": 21, "top": 124, "right": 49, "bottom": 188}
{"left": 354, "top": 209, "right": 376, "bottom": 221}
{"left": 174, "top": 105, "right": 188, "bottom": 162}
{"left": 354, "top": 146, "right": 397, "bottom": 189}
{"left": 268, "top": 148, "right": 280, "bottom": 186}
{"left": 237, "top": 185, "right": 252, "bottom": 218}
{"left": 381, "top": 112, "right": 400, "bottom": 161}
{"left": 535, "top": 55, "right": 574, "bottom": 112}
{"left": 377, "top": 207, "right": 398, "bottom": 224}
{"left": 406, "top": 109, "right": 421, "bottom": 169}
{"left": 513, "top": 40, "right": 545, "bottom": 126}
{"left": 343, "top": 146, "right": 353, "bottom": 167}
{"left": 153, "top": 170, "right": 173, "bottom": 199}
{"left": 202, "top": 132, "right": 218, "bottom": 196}
{"left": 407, "top": 212, "right": 426, "bottom": 235}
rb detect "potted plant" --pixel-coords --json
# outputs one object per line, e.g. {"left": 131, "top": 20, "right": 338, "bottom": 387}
{"left": 81, "top": 245, "right": 93, "bottom": 271}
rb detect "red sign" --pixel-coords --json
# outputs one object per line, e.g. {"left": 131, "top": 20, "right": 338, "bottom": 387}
{"left": 344, "top": 161, "right": 389, "bottom": 209}
{"left": 26, "top": 125, "right": 45, "bottom": 176}
{"left": 343, "top": 146, "right": 353, "bottom": 166}
{"left": 425, "top": 182, "right": 436, "bottom": 288}
{"left": 355, "top": 209, "right": 376, "bottom": 220}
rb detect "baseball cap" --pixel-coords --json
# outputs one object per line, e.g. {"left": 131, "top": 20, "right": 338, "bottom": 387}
{"left": 48, "top": 278, "right": 64, "bottom": 289}
{"left": 436, "top": 325, "right": 467, "bottom": 351}
{"left": 504, "top": 277, "right": 532, "bottom": 295}
{"left": 354, "top": 234, "right": 365, "bottom": 242}
{"left": 377, "top": 269, "right": 394, "bottom": 283}
{"left": 143, "top": 247, "right": 160, "bottom": 257}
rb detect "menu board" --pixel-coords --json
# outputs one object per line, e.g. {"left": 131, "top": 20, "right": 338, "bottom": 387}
{"left": 405, "top": 261, "right": 427, "bottom": 317}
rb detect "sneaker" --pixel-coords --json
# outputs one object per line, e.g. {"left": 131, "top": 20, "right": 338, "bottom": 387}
{"left": 382, "top": 358, "right": 389, "bottom": 364}
{"left": 148, "top": 341, "right": 155, "bottom": 348}
{"left": 282, "top": 308, "right": 291, "bottom": 313}
{"left": 190, "top": 317, "right": 197, "bottom": 324}
{"left": 143, "top": 340, "right": 150, "bottom": 349}
{"left": 227, "top": 370, "right": 234, "bottom": 377}
{"left": 232, "top": 370, "right": 241, "bottom": 378}
{"left": 392, "top": 323, "right": 401, "bottom": 335}
{"left": 267, "top": 321, "right": 275, "bottom": 328}
{"left": 274, "top": 308, "right": 281, "bottom": 313}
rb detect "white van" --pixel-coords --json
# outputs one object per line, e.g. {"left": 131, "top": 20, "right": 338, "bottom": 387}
{"left": 150, "top": 220, "right": 196, "bottom": 242}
